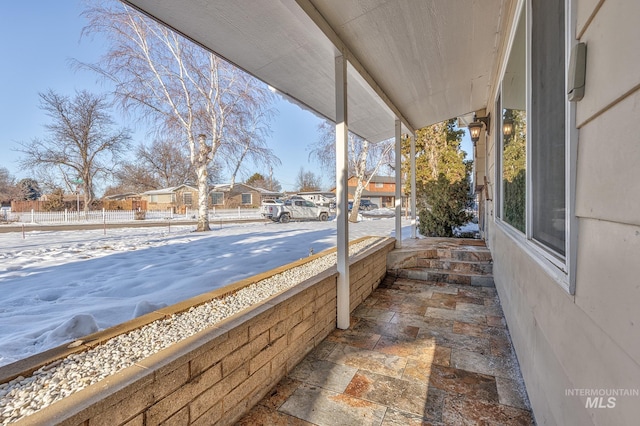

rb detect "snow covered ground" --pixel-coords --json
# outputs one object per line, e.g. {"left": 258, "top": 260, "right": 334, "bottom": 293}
{"left": 0, "top": 217, "right": 413, "bottom": 367}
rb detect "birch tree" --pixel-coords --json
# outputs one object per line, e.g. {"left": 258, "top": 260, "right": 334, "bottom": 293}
{"left": 81, "top": 0, "right": 276, "bottom": 231}
{"left": 310, "top": 121, "right": 393, "bottom": 222}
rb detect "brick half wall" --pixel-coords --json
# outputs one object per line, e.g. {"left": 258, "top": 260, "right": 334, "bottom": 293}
{"left": 10, "top": 237, "right": 395, "bottom": 426}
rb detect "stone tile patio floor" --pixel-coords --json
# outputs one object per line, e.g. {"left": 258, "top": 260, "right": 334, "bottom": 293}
{"left": 238, "top": 276, "right": 535, "bottom": 425}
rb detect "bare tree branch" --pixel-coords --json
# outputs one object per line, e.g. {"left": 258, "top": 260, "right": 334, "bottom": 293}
{"left": 17, "top": 89, "right": 131, "bottom": 211}
{"left": 310, "top": 121, "right": 393, "bottom": 221}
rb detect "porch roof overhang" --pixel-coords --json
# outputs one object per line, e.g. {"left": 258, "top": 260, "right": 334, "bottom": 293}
{"left": 121, "top": 0, "right": 508, "bottom": 142}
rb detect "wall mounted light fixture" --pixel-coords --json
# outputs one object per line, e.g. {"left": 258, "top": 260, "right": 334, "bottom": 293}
{"left": 502, "top": 119, "right": 514, "bottom": 137}
{"left": 468, "top": 113, "right": 490, "bottom": 145}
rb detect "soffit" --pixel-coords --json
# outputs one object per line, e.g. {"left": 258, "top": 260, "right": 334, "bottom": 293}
{"left": 122, "top": 0, "right": 508, "bottom": 141}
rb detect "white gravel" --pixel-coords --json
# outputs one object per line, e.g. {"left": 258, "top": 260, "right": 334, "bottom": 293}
{"left": 0, "top": 237, "right": 383, "bottom": 424}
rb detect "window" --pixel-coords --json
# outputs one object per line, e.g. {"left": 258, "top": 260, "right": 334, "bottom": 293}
{"left": 183, "top": 192, "right": 193, "bottom": 205}
{"left": 211, "top": 192, "right": 224, "bottom": 205}
{"left": 531, "top": 0, "right": 566, "bottom": 256}
{"left": 375, "top": 182, "right": 384, "bottom": 188}
{"left": 241, "top": 193, "right": 252, "bottom": 205}
{"left": 150, "top": 194, "right": 157, "bottom": 203}
{"left": 498, "top": 9, "right": 526, "bottom": 233}
{"left": 495, "top": 0, "right": 571, "bottom": 282}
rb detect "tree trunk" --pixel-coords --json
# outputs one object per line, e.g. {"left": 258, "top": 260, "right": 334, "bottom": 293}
{"left": 349, "top": 181, "right": 365, "bottom": 223}
{"left": 196, "top": 164, "right": 210, "bottom": 231}
{"left": 195, "top": 134, "right": 211, "bottom": 232}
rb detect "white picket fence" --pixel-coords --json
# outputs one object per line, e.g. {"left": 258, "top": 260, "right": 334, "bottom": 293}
{"left": 4, "top": 208, "right": 262, "bottom": 225}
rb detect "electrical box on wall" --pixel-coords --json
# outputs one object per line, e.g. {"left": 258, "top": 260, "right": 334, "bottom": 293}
{"left": 568, "top": 42, "right": 587, "bottom": 101}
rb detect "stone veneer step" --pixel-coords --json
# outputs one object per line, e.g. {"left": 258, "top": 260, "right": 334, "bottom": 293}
{"left": 417, "top": 258, "right": 493, "bottom": 275}
{"left": 449, "top": 248, "right": 493, "bottom": 262}
{"left": 394, "top": 267, "right": 495, "bottom": 287}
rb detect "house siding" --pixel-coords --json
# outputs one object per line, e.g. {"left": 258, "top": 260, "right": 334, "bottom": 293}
{"left": 483, "top": 1, "right": 640, "bottom": 425}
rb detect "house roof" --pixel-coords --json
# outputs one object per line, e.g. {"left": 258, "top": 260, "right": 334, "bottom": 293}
{"left": 211, "top": 183, "right": 282, "bottom": 196}
{"left": 364, "top": 176, "right": 395, "bottom": 184}
{"left": 122, "top": 0, "right": 509, "bottom": 142}
{"left": 328, "top": 187, "right": 403, "bottom": 197}
{"left": 141, "top": 184, "right": 198, "bottom": 195}
{"left": 297, "top": 191, "right": 335, "bottom": 197}
{"left": 103, "top": 192, "right": 140, "bottom": 200}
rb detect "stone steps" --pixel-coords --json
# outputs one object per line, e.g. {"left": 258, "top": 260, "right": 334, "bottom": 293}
{"left": 417, "top": 258, "right": 493, "bottom": 275}
{"left": 387, "top": 239, "right": 494, "bottom": 287}
{"left": 395, "top": 267, "right": 495, "bottom": 287}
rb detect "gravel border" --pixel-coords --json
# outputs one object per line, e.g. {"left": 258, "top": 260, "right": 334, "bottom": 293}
{"left": 0, "top": 237, "right": 383, "bottom": 424}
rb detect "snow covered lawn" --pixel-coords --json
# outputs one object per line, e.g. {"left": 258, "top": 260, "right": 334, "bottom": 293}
{"left": 0, "top": 218, "right": 410, "bottom": 367}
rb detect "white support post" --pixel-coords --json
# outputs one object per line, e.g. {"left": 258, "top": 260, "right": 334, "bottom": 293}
{"left": 394, "top": 119, "right": 402, "bottom": 248}
{"left": 335, "top": 55, "right": 350, "bottom": 330}
{"left": 410, "top": 132, "right": 417, "bottom": 238}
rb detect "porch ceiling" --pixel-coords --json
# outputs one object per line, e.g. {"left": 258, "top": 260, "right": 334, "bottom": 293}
{"left": 122, "top": 0, "right": 508, "bottom": 142}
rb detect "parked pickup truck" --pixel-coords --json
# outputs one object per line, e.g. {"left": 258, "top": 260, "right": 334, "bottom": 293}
{"left": 260, "top": 198, "right": 330, "bottom": 223}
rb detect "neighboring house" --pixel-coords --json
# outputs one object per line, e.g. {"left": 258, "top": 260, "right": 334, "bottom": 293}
{"left": 112, "top": 2, "right": 640, "bottom": 424}
{"left": 102, "top": 193, "right": 146, "bottom": 211}
{"left": 210, "top": 183, "right": 281, "bottom": 208}
{"left": 140, "top": 184, "right": 198, "bottom": 213}
{"left": 331, "top": 175, "right": 400, "bottom": 208}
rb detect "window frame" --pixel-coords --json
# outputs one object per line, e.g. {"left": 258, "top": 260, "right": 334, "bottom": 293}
{"left": 211, "top": 192, "right": 224, "bottom": 206}
{"left": 492, "top": 0, "right": 578, "bottom": 294}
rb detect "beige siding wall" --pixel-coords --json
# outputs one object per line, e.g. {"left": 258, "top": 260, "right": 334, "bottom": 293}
{"left": 484, "top": 1, "right": 640, "bottom": 425}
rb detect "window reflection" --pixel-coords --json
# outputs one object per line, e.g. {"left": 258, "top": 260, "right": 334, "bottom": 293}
{"left": 500, "top": 11, "right": 526, "bottom": 232}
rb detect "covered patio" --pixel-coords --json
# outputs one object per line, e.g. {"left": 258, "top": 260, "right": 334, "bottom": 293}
{"left": 239, "top": 240, "right": 533, "bottom": 425}
{"left": 122, "top": 0, "right": 505, "bottom": 332}
{"left": 116, "top": 1, "right": 519, "bottom": 424}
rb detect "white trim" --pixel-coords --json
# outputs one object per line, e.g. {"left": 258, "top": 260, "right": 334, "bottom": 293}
{"left": 525, "top": 0, "right": 533, "bottom": 240}
{"left": 410, "top": 132, "right": 417, "bottom": 239}
{"left": 565, "top": 0, "right": 579, "bottom": 295}
{"left": 335, "top": 54, "right": 350, "bottom": 330}
{"left": 493, "top": 90, "right": 502, "bottom": 222}
{"left": 491, "top": 0, "right": 575, "bottom": 294}
{"left": 394, "top": 119, "right": 402, "bottom": 248}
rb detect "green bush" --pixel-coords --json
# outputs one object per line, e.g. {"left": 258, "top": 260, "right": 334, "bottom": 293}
{"left": 418, "top": 172, "right": 473, "bottom": 237}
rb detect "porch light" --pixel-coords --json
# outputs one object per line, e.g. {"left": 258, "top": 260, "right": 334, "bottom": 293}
{"left": 502, "top": 119, "right": 514, "bottom": 137}
{"left": 468, "top": 114, "right": 490, "bottom": 145}
{"left": 468, "top": 122, "right": 483, "bottom": 144}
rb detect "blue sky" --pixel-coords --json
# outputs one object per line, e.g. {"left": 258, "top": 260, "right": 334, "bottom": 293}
{"left": 0, "top": 1, "right": 471, "bottom": 193}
